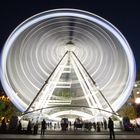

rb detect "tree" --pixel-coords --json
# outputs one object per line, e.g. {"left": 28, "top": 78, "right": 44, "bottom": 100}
{"left": 58, "top": 89, "right": 71, "bottom": 98}
{"left": 0, "top": 100, "right": 5, "bottom": 111}
{"left": 0, "top": 96, "right": 21, "bottom": 122}
{"left": 118, "top": 105, "right": 137, "bottom": 119}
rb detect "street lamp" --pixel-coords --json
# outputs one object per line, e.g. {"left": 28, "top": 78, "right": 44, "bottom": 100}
{"left": 135, "top": 98, "right": 140, "bottom": 104}
{"left": 134, "top": 84, "right": 138, "bottom": 88}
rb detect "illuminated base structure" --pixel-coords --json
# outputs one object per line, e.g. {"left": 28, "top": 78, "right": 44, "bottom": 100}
{"left": 0, "top": 9, "right": 136, "bottom": 122}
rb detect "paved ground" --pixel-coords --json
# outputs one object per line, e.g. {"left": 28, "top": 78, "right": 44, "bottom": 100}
{"left": 1, "top": 131, "right": 140, "bottom": 139}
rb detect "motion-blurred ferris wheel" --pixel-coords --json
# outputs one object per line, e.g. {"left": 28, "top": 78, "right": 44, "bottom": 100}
{"left": 0, "top": 9, "right": 136, "bottom": 121}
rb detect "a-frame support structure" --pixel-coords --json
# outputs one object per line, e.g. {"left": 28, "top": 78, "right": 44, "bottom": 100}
{"left": 24, "top": 51, "right": 117, "bottom": 120}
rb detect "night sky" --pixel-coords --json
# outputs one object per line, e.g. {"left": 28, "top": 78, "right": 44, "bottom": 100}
{"left": 0, "top": 0, "right": 140, "bottom": 90}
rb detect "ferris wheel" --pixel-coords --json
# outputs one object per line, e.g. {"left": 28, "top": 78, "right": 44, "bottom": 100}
{"left": 0, "top": 9, "right": 136, "bottom": 121}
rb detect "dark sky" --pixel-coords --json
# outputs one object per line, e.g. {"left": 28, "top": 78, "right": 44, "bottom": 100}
{"left": 0, "top": 0, "right": 140, "bottom": 90}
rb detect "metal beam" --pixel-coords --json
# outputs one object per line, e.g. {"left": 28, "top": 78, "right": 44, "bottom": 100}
{"left": 72, "top": 52, "right": 117, "bottom": 115}
{"left": 23, "top": 105, "right": 120, "bottom": 117}
{"left": 25, "top": 51, "right": 68, "bottom": 113}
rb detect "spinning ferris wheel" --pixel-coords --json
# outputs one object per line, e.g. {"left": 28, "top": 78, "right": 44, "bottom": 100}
{"left": 0, "top": 9, "right": 136, "bottom": 121}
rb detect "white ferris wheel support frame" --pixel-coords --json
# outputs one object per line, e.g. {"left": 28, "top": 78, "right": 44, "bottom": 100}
{"left": 24, "top": 50, "right": 116, "bottom": 120}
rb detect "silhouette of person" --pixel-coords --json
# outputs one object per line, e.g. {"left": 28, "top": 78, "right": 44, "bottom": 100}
{"left": 108, "top": 117, "right": 115, "bottom": 139}
{"left": 17, "top": 120, "right": 22, "bottom": 134}
{"left": 33, "top": 121, "right": 38, "bottom": 135}
{"left": 41, "top": 119, "right": 46, "bottom": 135}
{"left": 27, "top": 120, "right": 32, "bottom": 134}
{"left": 97, "top": 122, "right": 100, "bottom": 132}
{"left": 1, "top": 118, "right": 7, "bottom": 133}
{"left": 104, "top": 120, "right": 107, "bottom": 130}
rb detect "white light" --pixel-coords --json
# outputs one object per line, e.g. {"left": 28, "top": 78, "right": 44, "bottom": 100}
{"left": 96, "top": 86, "right": 100, "bottom": 90}
{"left": 65, "top": 44, "right": 76, "bottom": 52}
{"left": 134, "top": 84, "right": 138, "bottom": 87}
{"left": 135, "top": 98, "right": 140, "bottom": 104}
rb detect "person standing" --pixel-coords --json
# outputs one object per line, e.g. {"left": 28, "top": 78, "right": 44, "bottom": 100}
{"left": 0, "top": 118, "right": 7, "bottom": 133}
{"left": 17, "top": 120, "right": 22, "bottom": 134}
{"left": 33, "top": 121, "right": 38, "bottom": 135}
{"left": 41, "top": 119, "right": 46, "bottom": 135}
{"left": 27, "top": 120, "right": 32, "bottom": 134}
{"left": 108, "top": 117, "right": 115, "bottom": 139}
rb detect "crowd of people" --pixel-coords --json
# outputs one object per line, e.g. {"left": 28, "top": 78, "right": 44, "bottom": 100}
{"left": 0, "top": 116, "right": 115, "bottom": 136}
{"left": 0, "top": 118, "right": 115, "bottom": 132}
